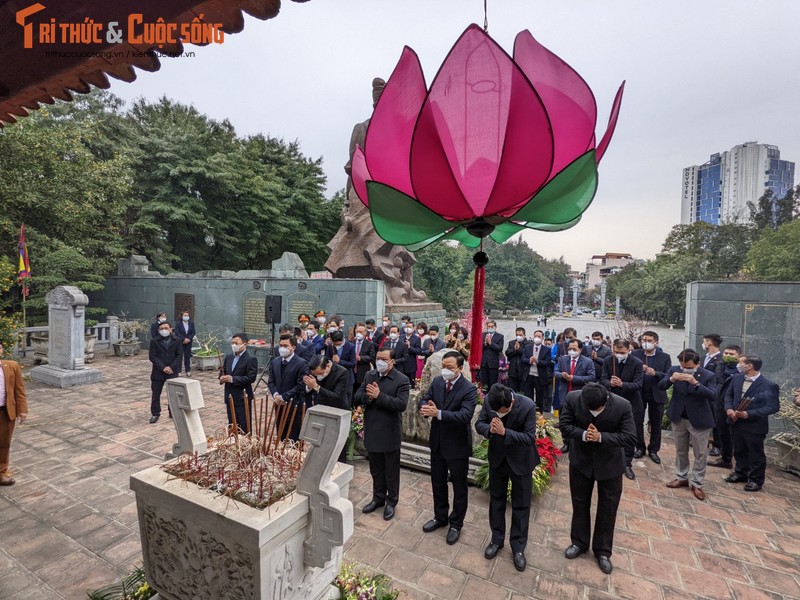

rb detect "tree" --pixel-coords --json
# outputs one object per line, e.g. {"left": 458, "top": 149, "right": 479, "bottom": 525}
{"left": 748, "top": 189, "right": 776, "bottom": 231}
{"left": 745, "top": 219, "right": 800, "bottom": 281}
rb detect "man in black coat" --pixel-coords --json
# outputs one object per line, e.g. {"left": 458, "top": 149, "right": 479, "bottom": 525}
{"left": 220, "top": 332, "right": 259, "bottom": 434}
{"left": 148, "top": 321, "right": 182, "bottom": 423}
{"left": 600, "top": 339, "right": 643, "bottom": 480}
{"left": 522, "top": 330, "right": 551, "bottom": 412}
{"left": 723, "top": 355, "right": 780, "bottom": 492}
{"left": 659, "top": 349, "right": 717, "bottom": 501}
{"left": 418, "top": 351, "right": 478, "bottom": 545}
{"left": 504, "top": 327, "right": 528, "bottom": 393}
{"left": 479, "top": 320, "right": 504, "bottom": 391}
{"left": 365, "top": 319, "right": 385, "bottom": 350}
{"left": 708, "top": 345, "right": 741, "bottom": 469}
{"left": 631, "top": 331, "right": 672, "bottom": 464}
{"left": 384, "top": 325, "right": 409, "bottom": 373}
{"left": 267, "top": 335, "right": 309, "bottom": 440}
{"left": 353, "top": 346, "right": 410, "bottom": 521}
{"left": 559, "top": 383, "right": 637, "bottom": 574}
{"left": 304, "top": 355, "right": 351, "bottom": 463}
{"left": 150, "top": 312, "right": 168, "bottom": 340}
{"left": 584, "top": 331, "right": 612, "bottom": 382}
{"left": 402, "top": 321, "right": 422, "bottom": 387}
{"left": 475, "top": 384, "right": 538, "bottom": 572}
{"left": 174, "top": 310, "right": 196, "bottom": 376}
{"left": 352, "top": 323, "right": 377, "bottom": 396}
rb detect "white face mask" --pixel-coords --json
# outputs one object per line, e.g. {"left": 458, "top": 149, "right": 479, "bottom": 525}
{"left": 315, "top": 369, "right": 330, "bottom": 382}
{"left": 318, "top": 317, "right": 326, "bottom": 324}
{"left": 417, "top": 329, "right": 425, "bottom": 335}
{"left": 450, "top": 328, "right": 458, "bottom": 334}
{"left": 457, "top": 334, "right": 465, "bottom": 341}
{"left": 568, "top": 349, "right": 580, "bottom": 359}
{"left": 405, "top": 327, "right": 414, "bottom": 334}
{"left": 533, "top": 337, "right": 542, "bottom": 345}
{"left": 642, "top": 342, "right": 655, "bottom": 351}
{"left": 231, "top": 343, "right": 240, "bottom": 353}
{"left": 592, "top": 339, "right": 602, "bottom": 347}
{"left": 182, "top": 316, "right": 190, "bottom": 322}
{"left": 327, "top": 326, "right": 338, "bottom": 332}
{"left": 307, "top": 330, "right": 315, "bottom": 338}
{"left": 389, "top": 332, "right": 399, "bottom": 341}
{"left": 487, "top": 328, "right": 496, "bottom": 334}
{"left": 516, "top": 335, "right": 524, "bottom": 342}
{"left": 736, "top": 363, "right": 748, "bottom": 374}
{"left": 159, "top": 329, "right": 171, "bottom": 338}
{"left": 441, "top": 368, "right": 457, "bottom": 381}
{"left": 615, "top": 353, "right": 628, "bottom": 362}
{"left": 376, "top": 359, "right": 389, "bottom": 373}
{"left": 355, "top": 333, "right": 364, "bottom": 341}
{"left": 682, "top": 367, "right": 696, "bottom": 374}
{"left": 278, "top": 346, "right": 291, "bottom": 358}
{"left": 158, "top": 317, "right": 166, "bottom": 323}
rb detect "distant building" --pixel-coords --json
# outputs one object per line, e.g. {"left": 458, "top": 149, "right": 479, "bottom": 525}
{"left": 681, "top": 142, "right": 795, "bottom": 225}
{"left": 584, "top": 253, "right": 635, "bottom": 288}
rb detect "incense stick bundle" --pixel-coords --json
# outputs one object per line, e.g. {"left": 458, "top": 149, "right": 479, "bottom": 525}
{"left": 228, "top": 394, "right": 239, "bottom": 443}
{"left": 244, "top": 396, "right": 251, "bottom": 436}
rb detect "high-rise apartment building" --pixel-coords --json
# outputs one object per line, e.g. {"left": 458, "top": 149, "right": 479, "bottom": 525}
{"left": 681, "top": 142, "right": 795, "bottom": 225}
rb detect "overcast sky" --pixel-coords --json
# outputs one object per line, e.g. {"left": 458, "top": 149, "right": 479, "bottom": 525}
{"left": 111, "top": 0, "right": 800, "bottom": 272}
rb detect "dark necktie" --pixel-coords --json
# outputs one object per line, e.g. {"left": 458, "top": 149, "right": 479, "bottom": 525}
{"left": 282, "top": 358, "right": 288, "bottom": 367}
{"left": 446, "top": 381, "right": 453, "bottom": 393}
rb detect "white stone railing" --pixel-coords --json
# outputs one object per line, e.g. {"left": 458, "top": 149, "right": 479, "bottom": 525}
{"left": 15, "top": 318, "right": 117, "bottom": 357}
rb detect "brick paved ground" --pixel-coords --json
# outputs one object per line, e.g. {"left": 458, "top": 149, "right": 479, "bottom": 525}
{"left": 1, "top": 351, "right": 799, "bottom": 599}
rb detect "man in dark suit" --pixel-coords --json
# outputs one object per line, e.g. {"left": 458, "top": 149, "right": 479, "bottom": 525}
{"left": 149, "top": 321, "right": 182, "bottom": 423}
{"left": 631, "top": 331, "right": 672, "bottom": 464}
{"left": 267, "top": 334, "right": 309, "bottom": 440}
{"left": 326, "top": 330, "right": 356, "bottom": 390}
{"left": 365, "top": 318, "right": 385, "bottom": 350}
{"left": 354, "top": 346, "right": 410, "bottom": 521}
{"left": 421, "top": 325, "right": 446, "bottom": 359}
{"left": 479, "top": 320, "right": 504, "bottom": 391}
{"left": 281, "top": 323, "right": 313, "bottom": 361}
{"left": 303, "top": 321, "right": 325, "bottom": 355}
{"left": 554, "top": 339, "right": 595, "bottom": 452}
{"left": 559, "top": 383, "right": 637, "bottom": 574}
{"left": 723, "top": 355, "right": 780, "bottom": 492}
{"left": 708, "top": 345, "right": 741, "bottom": 469}
{"left": 403, "top": 321, "right": 422, "bottom": 387}
{"left": 522, "top": 329, "right": 549, "bottom": 410}
{"left": 219, "top": 332, "right": 259, "bottom": 434}
{"left": 600, "top": 339, "right": 643, "bottom": 480}
{"left": 174, "top": 310, "right": 196, "bottom": 376}
{"left": 150, "top": 312, "right": 168, "bottom": 340}
{"left": 475, "top": 384, "right": 538, "bottom": 572}
{"left": 304, "top": 355, "right": 350, "bottom": 411}
{"left": 658, "top": 349, "right": 717, "bottom": 501}
{"left": 504, "top": 327, "right": 528, "bottom": 393}
{"left": 584, "top": 331, "right": 612, "bottom": 382}
{"left": 385, "top": 325, "right": 409, "bottom": 373}
{"left": 418, "top": 351, "right": 478, "bottom": 545}
{"left": 352, "top": 323, "right": 376, "bottom": 396}
{"left": 701, "top": 333, "right": 723, "bottom": 372}
{"left": 0, "top": 341, "right": 28, "bottom": 486}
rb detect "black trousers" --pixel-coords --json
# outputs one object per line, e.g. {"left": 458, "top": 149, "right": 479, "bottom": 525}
{"left": 430, "top": 451, "right": 469, "bottom": 529}
{"left": 150, "top": 378, "right": 175, "bottom": 416}
{"left": 480, "top": 366, "right": 499, "bottom": 391}
{"left": 227, "top": 394, "right": 254, "bottom": 434}
{"left": 272, "top": 398, "right": 307, "bottom": 440}
{"left": 181, "top": 345, "right": 192, "bottom": 373}
{"left": 569, "top": 467, "right": 623, "bottom": 557}
{"left": 731, "top": 428, "right": 767, "bottom": 486}
{"left": 368, "top": 449, "right": 401, "bottom": 506}
{"left": 489, "top": 457, "right": 532, "bottom": 553}
{"left": 624, "top": 398, "right": 645, "bottom": 466}
{"left": 508, "top": 374, "right": 523, "bottom": 393}
{"left": 642, "top": 395, "right": 665, "bottom": 453}
{"left": 711, "top": 398, "right": 732, "bottom": 461}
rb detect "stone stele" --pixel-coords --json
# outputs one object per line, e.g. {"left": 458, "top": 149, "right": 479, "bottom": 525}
{"left": 30, "top": 285, "right": 102, "bottom": 387}
{"left": 164, "top": 378, "right": 207, "bottom": 460}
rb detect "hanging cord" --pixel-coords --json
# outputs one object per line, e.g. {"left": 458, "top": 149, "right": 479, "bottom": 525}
{"left": 483, "top": 0, "right": 489, "bottom": 32}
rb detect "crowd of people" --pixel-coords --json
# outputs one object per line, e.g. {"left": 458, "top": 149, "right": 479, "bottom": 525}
{"left": 144, "top": 311, "right": 787, "bottom": 575}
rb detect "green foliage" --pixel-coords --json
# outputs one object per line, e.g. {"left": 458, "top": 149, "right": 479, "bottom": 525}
{"left": 745, "top": 219, "right": 800, "bottom": 281}
{"left": 412, "top": 236, "right": 569, "bottom": 313}
{"left": 86, "top": 566, "right": 154, "bottom": 600}
{"left": 335, "top": 562, "right": 399, "bottom": 600}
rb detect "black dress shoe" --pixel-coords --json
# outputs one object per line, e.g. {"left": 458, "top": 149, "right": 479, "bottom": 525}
{"left": 649, "top": 452, "right": 661, "bottom": 464}
{"left": 362, "top": 500, "right": 384, "bottom": 514}
{"left": 560, "top": 444, "right": 570, "bottom": 454}
{"left": 724, "top": 474, "right": 747, "bottom": 483}
{"left": 383, "top": 504, "right": 395, "bottom": 521}
{"left": 744, "top": 482, "right": 762, "bottom": 492}
{"left": 564, "top": 544, "right": 587, "bottom": 559}
{"left": 149, "top": 415, "right": 159, "bottom": 424}
{"left": 422, "top": 518, "right": 447, "bottom": 533}
{"left": 633, "top": 449, "right": 644, "bottom": 459}
{"left": 513, "top": 552, "right": 527, "bottom": 572}
{"left": 709, "top": 447, "right": 721, "bottom": 457}
{"left": 624, "top": 466, "right": 635, "bottom": 480}
{"left": 446, "top": 527, "right": 460, "bottom": 545}
{"left": 708, "top": 459, "right": 732, "bottom": 469}
{"left": 484, "top": 542, "right": 503, "bottom": 559}
{"left": 0, "top": 475, "right": 16, "bottom": 486}
{"left": 596, "top": 555, "right": 613, "bottom": 574}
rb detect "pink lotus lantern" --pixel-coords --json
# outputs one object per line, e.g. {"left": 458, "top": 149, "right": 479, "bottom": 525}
{"left": 351, "top": 24, "right": 624, "bottom": 377}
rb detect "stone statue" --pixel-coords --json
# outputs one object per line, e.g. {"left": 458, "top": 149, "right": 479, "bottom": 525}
{"left": 325, "top": 78, "right": 427, "bottom": 305}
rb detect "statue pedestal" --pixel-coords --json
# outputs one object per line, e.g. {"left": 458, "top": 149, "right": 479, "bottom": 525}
{"left": 384, "top": 302, "right": 447, "bottom": 329}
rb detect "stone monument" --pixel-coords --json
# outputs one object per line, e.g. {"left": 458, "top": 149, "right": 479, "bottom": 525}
{"left": 325, "top": 77, "right": 429, "bottom": 306}
{"left": 30, "top": 285, "right": 102, "bottom": 387}
{"left": 164, "top": 378, "right": 207, "bottom": 460}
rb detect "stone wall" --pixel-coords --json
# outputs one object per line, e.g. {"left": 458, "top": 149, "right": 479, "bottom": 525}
{"left": 685, "top": 281, "right": 800, "bottom": 388}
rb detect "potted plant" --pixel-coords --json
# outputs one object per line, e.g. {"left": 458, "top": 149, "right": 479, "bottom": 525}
{"left": 113, "top": 316, "right": 147, "bottom": 357}
{"left": 192, "top": 331, "right": 223, "bottom": 372}
{"left": 774, "top": 387, "right": 800, "bottom": 477}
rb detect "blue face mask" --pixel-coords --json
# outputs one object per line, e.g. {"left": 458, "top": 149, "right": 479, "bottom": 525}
{"left": 487, "top": 328, "right": 496, "bottom": 334}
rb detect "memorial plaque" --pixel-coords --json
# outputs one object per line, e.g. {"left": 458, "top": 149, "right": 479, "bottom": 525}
{"left": 288, "top": 291, "right": 319, "bottom": 325}
{"left": 243, "top": 292, "right": 268, "bottom": 338}
{"left": 174, "top": 293, "right": 195, "bottom": 320}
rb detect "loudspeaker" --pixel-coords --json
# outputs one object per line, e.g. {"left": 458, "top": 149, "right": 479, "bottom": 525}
{"left": 265, "top": 295, "right": 282, "bottom": 324}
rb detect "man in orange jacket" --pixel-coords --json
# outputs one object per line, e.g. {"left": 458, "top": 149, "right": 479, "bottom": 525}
{"left": 0, "top": 341, "right": 28, "bottom": 486}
